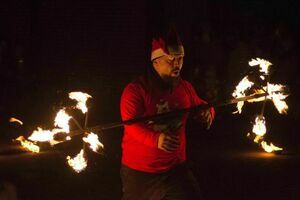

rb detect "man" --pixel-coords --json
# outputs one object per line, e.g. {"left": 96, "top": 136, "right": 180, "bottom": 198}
{"left": 120, "top": 27, "right": 215, "bottom": 200}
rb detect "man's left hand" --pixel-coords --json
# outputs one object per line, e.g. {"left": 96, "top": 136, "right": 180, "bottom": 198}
{"left": 199, "top": 109, "right": 212, "bottom": 129}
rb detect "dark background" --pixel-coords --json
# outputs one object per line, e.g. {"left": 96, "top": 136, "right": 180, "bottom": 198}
{"left": 0, "top": 0, "right": 300, "bottom": 199}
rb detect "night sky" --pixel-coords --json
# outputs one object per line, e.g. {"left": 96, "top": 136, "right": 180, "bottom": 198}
{"left": 1, "top": 0, "right": 300, "bottom": 199}
{"left": 0, "top": 0, "right": 299, "bottom": 125}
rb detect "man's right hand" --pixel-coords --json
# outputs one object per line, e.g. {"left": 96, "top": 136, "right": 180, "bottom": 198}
{"left": 158, "top": 133, "right": 180, "bottom": 152}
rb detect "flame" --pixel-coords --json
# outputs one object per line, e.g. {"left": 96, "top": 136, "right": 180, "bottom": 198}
{"left": 266, "top": 83, "right": 289, "bottom": 114}
{"left": 69, "top": 92, "right": 92, "bottom": 113}
{"left": 246, "top": 89, "right": 266, "bottom": 103}
{"left": 27, "top": 109, "right": 72, "bottom": 145}
{"left": 15, "top": 136, "right": 40, "bottom": 153}
{"left": 254, "top": 135, "right": 262, "bottom": 143}
{"left": 233, "top": 58, "right": 288, "bottom": 154}
{"left": 252, "top": 116, "right": 266, "bottom": 136}
{"left": 251, "top": 116, "right": 283, "bottom": 153}
{"left": 54, "top": 109, "right": 71, "bottom": 133}
{"left": 9, "top": 117, "right": 23, "bottom": 125}
{"left": 245, "top": 84, "right": 289, "bottom": 114}
{"left": 83, "top": 132, "right": 104, "bottom": 152}
{"left": 232, "top": 76, "right": 254, "bottom": 113}
{"left": 232, "top": 58, "right": 289, "bottom": 114}
{"left": 28, "top": 127, "right": 56, "bottom": 143}
{"left": 66, "top": 149, "right": 87, "bottom": 173}
{"left": 261, "top": 141, "right": 283, "bottom": 153}
{"left": 249, "top": 58, "right": 272, "bottom": 75}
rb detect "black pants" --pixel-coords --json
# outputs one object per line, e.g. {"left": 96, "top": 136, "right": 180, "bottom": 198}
{"left": 120, "top": 163, "right": 204, "bottom": 200}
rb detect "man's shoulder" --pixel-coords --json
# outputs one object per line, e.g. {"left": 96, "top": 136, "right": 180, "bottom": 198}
{"left": 124, "top": 75, "right": 147, "bottom": 92}
{"left": 180, "top": 79, "right": 191, "bottom": 84}
{"left": 179, "top": 79, "right": 193, "bottom": 88}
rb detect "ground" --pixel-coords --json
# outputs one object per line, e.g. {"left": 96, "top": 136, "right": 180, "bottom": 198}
{"left": 1, "top": 114, "right": 300, "bottom": 200}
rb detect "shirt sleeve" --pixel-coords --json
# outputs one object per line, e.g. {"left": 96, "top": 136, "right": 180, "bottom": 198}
{"left": 184, "top": 81, "right": 215, "bottom": 120}
{"left": 120, "top": 83, "right": 160, "bottom": 148}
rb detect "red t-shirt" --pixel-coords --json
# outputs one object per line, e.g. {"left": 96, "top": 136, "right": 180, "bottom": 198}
{"left": 120, "top": 75, "right": 215, "bottom": 173}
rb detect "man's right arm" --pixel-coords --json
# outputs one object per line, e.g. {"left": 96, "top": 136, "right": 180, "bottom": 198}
{"left": 120, "top": 83, "right": 160, "bottom": 148}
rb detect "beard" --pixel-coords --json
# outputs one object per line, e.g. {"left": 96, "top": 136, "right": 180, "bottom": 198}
{"left": 161, "top": 73, "right": 181, "bottom": 87}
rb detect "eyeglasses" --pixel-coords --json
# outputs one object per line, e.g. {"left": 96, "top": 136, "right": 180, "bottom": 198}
{"left": 167, "top": 55, "right": 184, "bottom": 62}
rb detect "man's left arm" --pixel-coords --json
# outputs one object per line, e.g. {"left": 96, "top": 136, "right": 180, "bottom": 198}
{"left": 185, "top": 81, "right": 215, "bottom": 129}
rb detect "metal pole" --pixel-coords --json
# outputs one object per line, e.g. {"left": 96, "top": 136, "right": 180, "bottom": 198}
{"left": 65, "top": 93, "right": 268, "bottom": 138}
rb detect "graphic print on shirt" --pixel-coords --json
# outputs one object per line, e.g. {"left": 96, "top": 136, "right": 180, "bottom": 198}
{"left": 152, "top": 99, "right": 182, "bottom": 135}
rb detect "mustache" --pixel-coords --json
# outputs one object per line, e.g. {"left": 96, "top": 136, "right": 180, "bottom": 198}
{"left": 172, "top": 68, "right": 181, "bottom": 72}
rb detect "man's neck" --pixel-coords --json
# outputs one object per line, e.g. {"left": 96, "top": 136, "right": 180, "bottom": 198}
{"left": 160, "top": 75, "right": 181, "bottom": 88}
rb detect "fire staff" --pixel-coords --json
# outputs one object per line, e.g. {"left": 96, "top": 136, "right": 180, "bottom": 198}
{"left": 120, "top": 26, "right": 215, "bottom": 200}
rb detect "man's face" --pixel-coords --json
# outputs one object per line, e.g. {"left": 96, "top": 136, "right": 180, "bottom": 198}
{"left": 153, "top": 55, "right": 184, "bottom": 79}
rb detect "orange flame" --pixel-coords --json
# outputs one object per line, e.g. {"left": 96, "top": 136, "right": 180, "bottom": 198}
{"left": 248, "top": 58, "right": 272, "bottom": 75}
{"left": 54, "top": 109, "right": 71, "bottom": 133}
{"left": 69, "top": 92, "right": 92, "bottom": 113}
{"left": 261, "top": 141, "right": 283, "bottom": 153}
{"left": 266, "top": 83, "right": 289, "bottom": 114}
{"left": 15, "top": 136, "right": 40, "bottom": 153}
{"left": 9, "top": 117, "right": 23, "bottom": 125}
{"left": 66, "top": 149, "right": 87, "bottom": 173}
{"left": 83, "top": 132, "right": 104, "bottom": 152}
{"left": 28, "top": 127, "right": 56, "bottom": 143}
{"left": 233, "top": 58, "right": 287, "bottom": 154}
{"left": 250, "top": 116, "right": 284, "bottom": 153}
{"left": 252, "top": 116, "right": 266, "bottom": 137}
{"left": 233, "top": 58, "right": 289, "bottom": 114}
{"left": 232, "top": 76, "right": 254, "bottom": 113}
{"left": 27, "top": 109, "right": 71, "bottom": 145}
